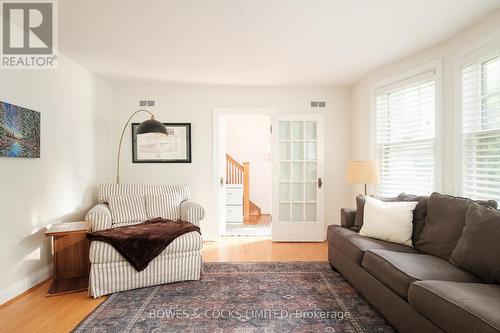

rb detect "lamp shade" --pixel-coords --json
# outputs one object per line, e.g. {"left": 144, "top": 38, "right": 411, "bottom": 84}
{"left": 346, "top": 160, "right": 380, "bottom": 184}
{"left": 136, "top": 119, "right": 168, "bottom": 135}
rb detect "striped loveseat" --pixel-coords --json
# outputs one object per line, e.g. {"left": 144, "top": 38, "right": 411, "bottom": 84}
{"left": 85, "top": 184, "right": 205, "bottom": 298}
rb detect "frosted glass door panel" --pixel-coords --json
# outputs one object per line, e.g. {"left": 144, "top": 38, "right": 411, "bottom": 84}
{"left": 292, "top": 163, "right": 304, "bottom": 181}
{"left": 305, "top": 183, "right": 317, "bottom": 201}
{"left": 291, "top": 142, "right": 304, "bottom": 160}
{"left": 305, "top": 163, "right": 317, "bottom": 181}
{"left": 292, "top": 183, "right": 304, "bottom": 201}
{"left": 279, "top": 183, "right": 290, "bottom": 201}
{"left": 305, "top": 203, "right": 317, "bottom": 221}
{"left": 279, "top": 121, "right": 290, "bottom": 140}
{"left": 305, "top": 142, "right": 317, "bottom": 160}
{"left": 291, "top": 121, "right": 304, "bottom": 140}
{"left": 280, "top": 142, "right": 290, "bottom": 160}
{"left": 305, "top": 121, "right": 317, "bottom": 140}
{"left": 280, "top": 163, "right": 290, "bottom": 181}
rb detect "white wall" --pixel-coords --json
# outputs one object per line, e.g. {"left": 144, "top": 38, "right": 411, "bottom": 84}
{"left": 351, "top": 9, "right": 500, "bottom": 197}
{"left": 111, "top": 83, "right": 351, "bottom": 240}
{"left": 0, "top": 56, "right": 113, "bottom": 304}
{"left": 224, "top": 114, "right": 272, "bottom": 214}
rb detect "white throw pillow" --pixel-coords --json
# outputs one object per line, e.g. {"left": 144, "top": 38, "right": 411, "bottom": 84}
{"left": 359, "top": 196, "right": 418, "bottom": 247}
{"left": 108, "top": 194, "right": 147, "bottom": 224}
{"left": 145, "top": 193, "right": 182, "bottom": 220}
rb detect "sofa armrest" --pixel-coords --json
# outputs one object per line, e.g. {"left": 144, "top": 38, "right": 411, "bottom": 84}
{"left": 85, "top": 203, "right": 112, "bottom": 232}
{"left": 340, "top": 208, "right": 357, "bottom": 229}
{"left": 180, "top": 201, "right": 205, "bottom": 227}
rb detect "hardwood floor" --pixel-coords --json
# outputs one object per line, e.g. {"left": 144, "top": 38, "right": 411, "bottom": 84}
{"left": 203, "top": 236, "right": 327, "bottom": 262}
{"left": 0, "top": 237, "right": 328, "bottom": 333}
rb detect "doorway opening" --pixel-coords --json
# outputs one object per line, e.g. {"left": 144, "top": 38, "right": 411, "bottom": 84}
{"left": 219, "top": 114, "right": 272, "bottom": 236}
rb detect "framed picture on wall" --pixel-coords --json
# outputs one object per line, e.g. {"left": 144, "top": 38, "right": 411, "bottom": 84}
{"left": 0, "top": 101, "right": 40, "bottom": 158}
{"left": 132, "top": 123, "right": 191, "bottom": 163}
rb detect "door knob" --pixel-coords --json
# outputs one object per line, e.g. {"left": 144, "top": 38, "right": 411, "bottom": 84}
{"left": 220, "top": 177, "right": 224, "bottom": 187}
{"left": 318, "top": 177, "right": 323, "bottom": 189}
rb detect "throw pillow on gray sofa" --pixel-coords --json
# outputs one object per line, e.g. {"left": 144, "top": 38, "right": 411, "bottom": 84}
{"left": 353, "top": 194, "right": 402, "bottom": 231}
{"left": 353, "top": 193, "right": 428, "bottom": 244}
{"left": 450, "top": 202, "right": 500, "bottom": 283}
{"left": 394, "top": 194, "right": 429, "bottom": 244}
{"left": 415, "top": 192, "right": 497, "bottom": 259}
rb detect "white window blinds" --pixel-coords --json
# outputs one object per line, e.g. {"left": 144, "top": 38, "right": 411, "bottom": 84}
{"left": 461, "top": 53, "right": 500, "bottom": 203}
{"left": 376, "top": 71, "right": 436, "bottom": 196}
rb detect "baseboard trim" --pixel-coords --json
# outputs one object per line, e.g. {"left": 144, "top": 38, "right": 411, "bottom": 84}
{"left": 0, "top": 263, "right": 53, "bottom": 306}
{"left": 203, "top": 233, "right": 218, "bottom": 242}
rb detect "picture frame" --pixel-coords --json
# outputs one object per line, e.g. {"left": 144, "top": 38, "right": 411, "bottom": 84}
{"left": 132, "top": 122, "right": 191, "bottom": 163}
{"left": 0, "top": 101, "right": 41, "bottom": 158}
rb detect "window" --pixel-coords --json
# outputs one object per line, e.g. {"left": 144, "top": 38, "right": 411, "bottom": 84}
{"left": 375, "top": 71, "right": 436, "bottom": 196}
{"left": 461, "top": 53, "right": 500, "bottom": 203}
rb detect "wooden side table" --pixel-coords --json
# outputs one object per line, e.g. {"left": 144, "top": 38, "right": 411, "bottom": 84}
{"left": 45, "top": 221, "right": 90, "bottom": 296}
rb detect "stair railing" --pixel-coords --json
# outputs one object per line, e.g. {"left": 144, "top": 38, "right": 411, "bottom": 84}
{"left": 226, "top": 154, "right": 250, "bottom": 221}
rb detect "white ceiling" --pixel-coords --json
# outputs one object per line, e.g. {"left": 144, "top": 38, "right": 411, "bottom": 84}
{"left": 59, "top": 0, "right": 500, "bottom": 86}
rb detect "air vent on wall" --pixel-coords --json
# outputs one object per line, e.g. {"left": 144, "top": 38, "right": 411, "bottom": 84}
{"left": 139, "top": 100, "right": 155, "bottom": 107}
{"left": 310, "top": 101, "right": 326, "bottom": 108}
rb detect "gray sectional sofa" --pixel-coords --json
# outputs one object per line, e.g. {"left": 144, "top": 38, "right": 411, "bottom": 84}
{"left": 327, "top": 192, "right": 500, "bottom": 333}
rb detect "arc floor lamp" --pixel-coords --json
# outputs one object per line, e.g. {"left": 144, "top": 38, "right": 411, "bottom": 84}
{"left": 116, "top": 109, "right": 168, "bottom": 183}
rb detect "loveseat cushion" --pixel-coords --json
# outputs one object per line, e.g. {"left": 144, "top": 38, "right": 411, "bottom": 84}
{"left": 328, "top": 225, "right": 417, "bottom": 265}
{"left": 409, "top": 281, "right": 500, "bottom": 333}
{"left": 98, "top": 183, "right": 191, "bottom": 204}
{"left": 145, "top": 193, "right": 182, "bottom": 220}
{"left": 450, "top": 202, "right": 500, "bottom": 283}
{"left": 89, "top": 230, "right": 202, "bottom": 264}
{"left": 108, "top": 194, "right": 147, "bottom": 224}
{"left": 362, "top": 249, "right": 481, "bottom": 300}
{"left": 415, "top": 192, "right": 497, "bottom": 259}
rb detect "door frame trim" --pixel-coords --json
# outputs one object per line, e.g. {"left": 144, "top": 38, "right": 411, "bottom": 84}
{"left": 212, "top": 108, "right": 275, "bottom": 239}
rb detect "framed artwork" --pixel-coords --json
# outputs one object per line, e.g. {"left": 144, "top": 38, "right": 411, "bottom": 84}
{"left": 132, "top": 123, "right": 191, "bottom": 163}
{"left": 0, "top": 101, "right": 40, "bottom": 158}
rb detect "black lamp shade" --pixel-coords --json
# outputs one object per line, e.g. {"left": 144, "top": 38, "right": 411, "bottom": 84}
{"left": 136, "top": 119, "right": 168, "bottom": 135}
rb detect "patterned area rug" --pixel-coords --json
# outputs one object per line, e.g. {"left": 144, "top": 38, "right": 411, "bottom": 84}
{"left": 225, "top": 224, "right": 272, "bottom": 236}
{"left": 73, "top": 262, "right": 394, "bottom": 333}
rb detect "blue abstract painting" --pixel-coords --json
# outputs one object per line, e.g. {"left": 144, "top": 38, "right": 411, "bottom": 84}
{"left": 0, "top": 101, "right": 40, "bottom": 158}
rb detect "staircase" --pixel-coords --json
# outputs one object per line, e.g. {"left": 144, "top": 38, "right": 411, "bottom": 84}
{"left": 225, "top": 153, "right": 262, "bottom": 222}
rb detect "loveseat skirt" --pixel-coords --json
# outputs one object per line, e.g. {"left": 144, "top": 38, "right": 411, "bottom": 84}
{"left": 89, "top": 251, "right": 202, "bottom": 298}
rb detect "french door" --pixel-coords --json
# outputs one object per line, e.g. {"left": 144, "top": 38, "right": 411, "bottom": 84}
{"left": 271, "top": 114, "right": 324, "bottom": 241}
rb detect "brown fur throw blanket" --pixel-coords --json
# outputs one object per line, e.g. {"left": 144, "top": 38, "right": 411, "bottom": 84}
{"left": 87, "top": 218, "right": 200, "bottom": 271}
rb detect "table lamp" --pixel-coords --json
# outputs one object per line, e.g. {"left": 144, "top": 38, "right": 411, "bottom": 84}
{"left": 346, "top": 160, "right": 380, "bottom": 195}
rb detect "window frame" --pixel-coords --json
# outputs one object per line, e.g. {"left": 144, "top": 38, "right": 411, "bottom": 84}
{"left": 456, "top": 37, "right": 500, "bottom": 201}
{"left": 369, "top": 60, "right": 443, "bottom": 196}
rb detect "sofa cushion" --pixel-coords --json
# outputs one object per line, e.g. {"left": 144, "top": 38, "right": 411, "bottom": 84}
{"left": 450, "top": 202, "right": 500, "bottom": 283}
{"left": 328, "top": 225, "right": 417, "bottom": 265}
{"left": 396, "top": 194, "right": 429, "bottom": 244}
{"left": 409, "top": 281, "right": 500, "bottom": 333}
{"left": 415, "top": 192, "right": 497, "bottom": 259}
{"left": 362, "top": 249, "right": 481, "bottom": 300}
{"left": 145, "top": 193, "right": 182, "bottom": 220}
{"left": 328, "top": 225, "right": 357, "bottom": 252}
{"left": 108, "top": 194, "right": 147, "bottom": 224}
